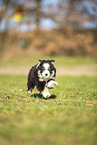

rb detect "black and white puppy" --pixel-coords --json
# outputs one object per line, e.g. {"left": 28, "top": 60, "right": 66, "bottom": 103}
{"left": 27, "top": 60, "right": 58, "bottom": 98}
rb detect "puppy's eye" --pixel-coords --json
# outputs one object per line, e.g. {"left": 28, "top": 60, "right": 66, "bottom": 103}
{"left": 48, "top": 67, "right": 50, "bottom": 70}
{"left": 43, "top": 68, "right": 45, "bottom": 71}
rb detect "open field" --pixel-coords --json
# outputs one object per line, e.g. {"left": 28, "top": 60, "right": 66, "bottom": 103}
{"left": 0, "top": 74, "right": 97, "bottom": 145}
{"left": 0, "top": 56, "right": 97, "bottom": 76}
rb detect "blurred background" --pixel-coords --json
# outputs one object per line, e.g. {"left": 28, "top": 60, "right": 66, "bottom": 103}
{"left": 0, "top": 0, "right": 97, "bottom": 75}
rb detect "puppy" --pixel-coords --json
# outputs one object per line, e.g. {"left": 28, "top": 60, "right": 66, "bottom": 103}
{"left": 27, "top": 60, "right": 58, "bottom": 98}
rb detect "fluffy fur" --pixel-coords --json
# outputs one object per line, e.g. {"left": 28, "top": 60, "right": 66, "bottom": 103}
{"left": 27, "top": 59, "right": 58, "bottom": 98}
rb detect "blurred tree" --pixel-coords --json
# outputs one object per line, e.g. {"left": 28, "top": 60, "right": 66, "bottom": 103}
{"left": 0, "top": 0, "right": 43, "bottom": 30}
{"left": 35, "top": 0, "right": 41, "bottom": 28}
{"left": 0, "top": 0, "right": 97, "bottom": 57}
{"left": 51, "top": 0, "right": 97, "bottom": 30}
{"left": 0, "top": 0, "right": 97, "bottom": 31}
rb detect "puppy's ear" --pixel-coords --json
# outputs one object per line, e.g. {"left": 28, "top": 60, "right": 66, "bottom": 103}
{"left": 51, "top": 60, "right": 55, "bottom": 62}
{"left": 50, "top": 60, "right": 55, "bottom": 63}
{"left": 36, "top": 60, "right": 42, "bottom": 68}
{"left": 39, "top": 60, "right": 45, "bottom": 62}
{"left": 36, "top": 62, "right": 41, "bottom": 68}
{"left": 39, "top": 59, "right": 42, "bottom": 62}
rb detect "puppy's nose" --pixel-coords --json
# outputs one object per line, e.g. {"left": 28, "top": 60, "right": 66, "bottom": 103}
{"left": 45, "top": 73, "right": 48, "bottom": 76}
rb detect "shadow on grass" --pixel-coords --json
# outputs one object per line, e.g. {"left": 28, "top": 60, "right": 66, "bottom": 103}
{"left": 31, "top": 93, "right": 56, "bottom": 100}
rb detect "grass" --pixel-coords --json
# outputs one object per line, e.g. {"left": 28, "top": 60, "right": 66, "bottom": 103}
{"left": 0, "top": 55, "right": 97, "bottom": 67}
{"left": 0, "top": 74, "right": 97, "bottom": 145}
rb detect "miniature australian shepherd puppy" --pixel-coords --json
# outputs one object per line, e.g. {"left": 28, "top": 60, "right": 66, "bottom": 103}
{"left": 27, "top": 59, "right": 58, "bottom": 98}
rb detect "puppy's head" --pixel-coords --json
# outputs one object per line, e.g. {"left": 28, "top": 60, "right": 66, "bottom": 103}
{"left": 36, "top": 60, "right": 56, "bottom": 81}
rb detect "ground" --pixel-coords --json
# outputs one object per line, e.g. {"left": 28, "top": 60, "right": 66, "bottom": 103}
{"left": 0, "top": 56, "right": 97, "bottom": 145}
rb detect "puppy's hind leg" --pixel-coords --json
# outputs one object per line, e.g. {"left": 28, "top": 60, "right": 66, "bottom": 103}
{"left": 27, "top": 81, "right": 35, "bottom": 94}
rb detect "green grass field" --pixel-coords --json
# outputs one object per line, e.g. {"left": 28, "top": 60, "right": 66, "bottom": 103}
{"left": 0, "top": 74, "right": 97, "bottom": 145}
{"left": 0, "top": 55, "right": 97, "bottom": 67}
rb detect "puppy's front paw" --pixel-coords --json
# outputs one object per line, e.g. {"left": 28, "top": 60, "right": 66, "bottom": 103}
{"left": 47, "top": 80, "right": 58, "bottom": 89}
{"left": 42, "top": 92, "right": 51, "bottom": 98}
{"left": 42, "top": 87, "right": 51, "bottom": 98}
